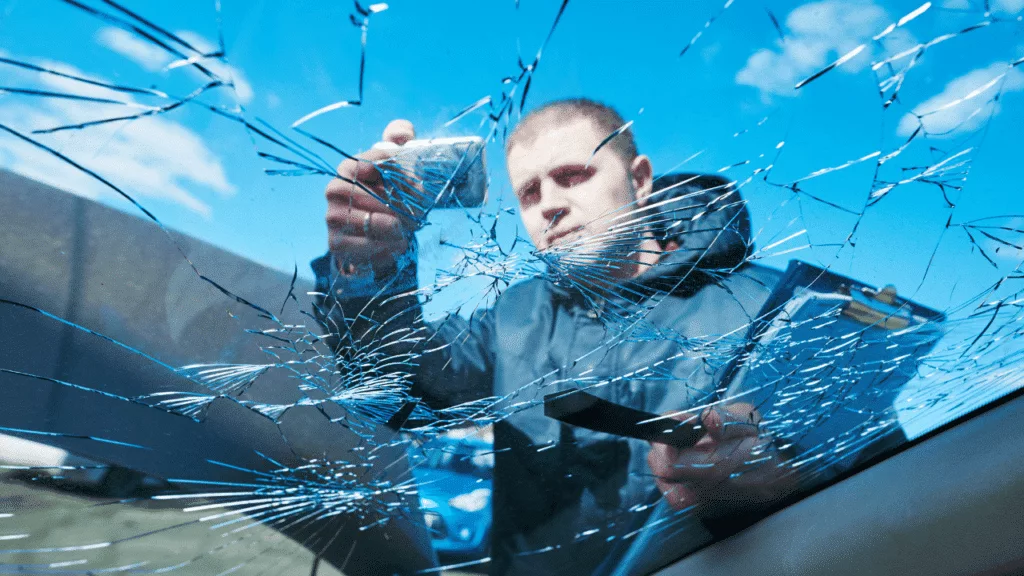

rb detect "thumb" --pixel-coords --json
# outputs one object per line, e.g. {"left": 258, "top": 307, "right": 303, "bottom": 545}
{"left": 383, "top": 119, "right": 415, "bottom": 146}
{"left": 702, "top": 404, "right": 760, "bottom": 442}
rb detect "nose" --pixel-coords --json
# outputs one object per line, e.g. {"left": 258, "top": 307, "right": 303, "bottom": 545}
{"left": 542, "top": 206, "right": 568, "bottom": 230}
{"left": 538, "top": 183, "right": 570, "bottom": 230}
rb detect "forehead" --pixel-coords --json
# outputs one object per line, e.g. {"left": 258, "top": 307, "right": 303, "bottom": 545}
{"left": 506, "top": 117, "right": 612, "bottom": 181}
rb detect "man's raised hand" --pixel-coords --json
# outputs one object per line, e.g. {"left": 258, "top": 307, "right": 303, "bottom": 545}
{"left": 326, "top": 119, "right": 418, "bottom": 276}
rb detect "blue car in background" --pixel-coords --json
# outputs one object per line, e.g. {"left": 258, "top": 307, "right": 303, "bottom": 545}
{"left": 409, "top": 430, "right": 493, "bottom": 562}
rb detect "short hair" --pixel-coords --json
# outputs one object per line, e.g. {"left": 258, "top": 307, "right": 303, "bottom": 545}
{"left": 505, "top": 98, "right": 638, "bottom": 165}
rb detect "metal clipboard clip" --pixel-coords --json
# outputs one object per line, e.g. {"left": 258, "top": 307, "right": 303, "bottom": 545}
{"left": 841, "top": 284, "right": 914, "bottom": 330}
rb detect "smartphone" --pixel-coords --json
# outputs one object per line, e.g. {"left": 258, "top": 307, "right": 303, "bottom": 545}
{"left": 373, "top": 136, "right": 488, "bottom": 210}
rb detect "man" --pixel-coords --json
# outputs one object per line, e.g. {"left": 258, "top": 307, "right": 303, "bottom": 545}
{"left": 313, "top": 99, "right": 796, "bottom": 574}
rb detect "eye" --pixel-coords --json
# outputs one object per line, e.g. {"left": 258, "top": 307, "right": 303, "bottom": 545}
{"left": 552, "top": 166, "right": 595, "bottom": 188}
{"left": 517, "top": 181, "right": 540, "bottom": 206}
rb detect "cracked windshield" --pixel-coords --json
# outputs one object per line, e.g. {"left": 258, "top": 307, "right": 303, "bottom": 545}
{"left": 1, "top": 0, "right": 1023, "bottom": 574}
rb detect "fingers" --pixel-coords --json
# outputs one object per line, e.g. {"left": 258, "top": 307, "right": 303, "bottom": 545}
{"left": 330, "top": 237, "right": 408, "bottom": 270}
{"left": 647, "top": 404, "right": 762, "bottom": 486}
{"left": 332, "top": 136, "right": 408, "bottom": 195}
{"left": 655, "top": 478, "right": 697, "bottom": 511}
{"left": 647, "top": 442, "right": 682, "bottom": 479}
{"left": 332, "top": 152, "right": 390, "bottom": 195}
{"left": 326, "top": 163, "right": 410, "bottom": 269}
{"left": 326, "top": 160, "right": 420, "bottom": 223}
{"left": 701, "top": 403, "right": 761, "bottom": 442}
{"left": 383, "top": 119, "right": 415, "bottom": 145}
{"left": 329, "top": 230, "right": 407, "bottom": 257}
{"left": 329, "top": 149, "right": 424, "bottom": 222}
{"left": 327, "top": 207, "right": 409, "bottom": 268}
{"left": 648, "top": 437, "right": 729, "bottom": 483}
{"left": 326, "top": 204, "right": 405, "bottom": 241}
{"left": 649, "top": 440, "right": 725, "bottom": 483}
{"left": 649, "top": 404, "right": 776, "bottom": 513}
{"left": 323, "top": 119, "right": 420, "bottom": 273}
{"left": 331, "top": 118, "right": 416, "bottom": 191}
{"left": 647, "top": 410, "right": 702, "bottom": 482}
{"left": 649, "top": 437, "right": 700, "bottom": 511}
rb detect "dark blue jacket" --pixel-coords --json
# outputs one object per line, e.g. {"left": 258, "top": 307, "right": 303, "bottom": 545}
{"left": 313, "top": 174, "right": 783, "bottom": 574}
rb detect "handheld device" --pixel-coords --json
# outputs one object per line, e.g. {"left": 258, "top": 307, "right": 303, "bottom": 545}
{"left": 372, "top": 136, "right": 487, "bottom": 211}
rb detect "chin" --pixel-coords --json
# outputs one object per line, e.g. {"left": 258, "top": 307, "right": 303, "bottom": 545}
{"left": 545, "top": 239, "right": 630, "bottom": 278}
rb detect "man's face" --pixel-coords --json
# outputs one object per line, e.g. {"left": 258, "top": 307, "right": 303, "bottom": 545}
{"left": 507, "top": 117, "right": 648, "bottom": 259}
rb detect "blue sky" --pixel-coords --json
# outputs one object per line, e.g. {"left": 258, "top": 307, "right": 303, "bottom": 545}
{"left": 3, "top": 0, "right": 1023, "bottom": 308}
{"left": 2, "top": 0, "right": 1024, "bottom": 386}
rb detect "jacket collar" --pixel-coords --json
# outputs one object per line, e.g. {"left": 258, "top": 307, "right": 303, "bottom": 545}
{"left": 548, "top": 172, "right": 752, "bottom": 308}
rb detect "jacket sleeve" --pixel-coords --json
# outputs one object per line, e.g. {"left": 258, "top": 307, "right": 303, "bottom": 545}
{"left": 310, "top": 250, "right": 496, "bottom": 410}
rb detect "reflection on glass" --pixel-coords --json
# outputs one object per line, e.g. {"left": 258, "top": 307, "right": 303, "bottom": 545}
{"left": 1, "top": 1, "right": 1023, "bottom": 575}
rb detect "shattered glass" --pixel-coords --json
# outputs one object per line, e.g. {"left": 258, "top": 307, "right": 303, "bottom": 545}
{"left": 1, "top": 0, "right": 1023, "bottom": 574}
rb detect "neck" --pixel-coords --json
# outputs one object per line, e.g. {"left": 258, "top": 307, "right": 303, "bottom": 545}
{"left": 608, "top": 237, "right": 665, "bottom": 280}
{"left": 553, "top": 236, "right": 667, "bottom": 294}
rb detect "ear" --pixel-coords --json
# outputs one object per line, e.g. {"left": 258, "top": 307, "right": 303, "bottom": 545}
{"left": 630, "top": 154, "right": 654, "bottom": 207}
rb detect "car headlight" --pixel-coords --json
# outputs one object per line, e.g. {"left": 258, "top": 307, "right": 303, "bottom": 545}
{"left": 423, "top": 512, "right": 447, "bottom": 539}
{"left": 447, "top": 488, "right": 491, "bottom": 513}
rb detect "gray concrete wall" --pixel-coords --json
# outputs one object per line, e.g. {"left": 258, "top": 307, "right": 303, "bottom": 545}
{"left": 0, "top": 169, "right": 434, "bottom": 573}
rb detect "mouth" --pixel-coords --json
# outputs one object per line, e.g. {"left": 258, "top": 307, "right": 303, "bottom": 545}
{"left": 545, "top": 226, "right": 584, "bottom": 249}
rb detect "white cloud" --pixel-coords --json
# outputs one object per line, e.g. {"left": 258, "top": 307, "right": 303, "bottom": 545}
{"left": 0, "top": 59, "right": 236, "bottom": 218}
{"left": 700, "top": 42, "right": 723, "bottom": 64}
{"left": 96, "top": 27, "right": 170, "bottom": 72}
{"left": 176, "top": 31, "right": 254, "bottom": 105}
{"left": 95, "top": 27, "right": 253, "bottom": 104}
{"left": 896, "top": 62, "right": 1024, "bottom": 137}
{"left": 941, "top": 0, "right": 1023, "bottom": 12}
{"left": 993, "top": 0, "right": 1024, "bottom": 13}
{"left": 736, "top": 0, "right": 915, "bottom": 98}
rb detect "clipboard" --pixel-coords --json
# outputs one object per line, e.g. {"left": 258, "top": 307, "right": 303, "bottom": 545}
{"left": 543, "top": 261, "right": 945, "bottom": 452}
